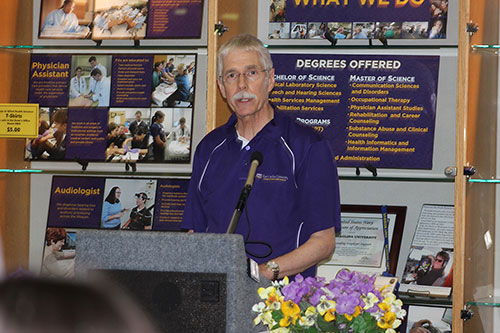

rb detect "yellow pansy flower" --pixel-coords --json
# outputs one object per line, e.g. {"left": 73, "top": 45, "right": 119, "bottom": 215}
{"left": 362, "top": 292, "right": 379, "bottom": 310}
{"left": 317, "top": 296, "right": 336, "bottom": 316}
{"left": 344, "top": 306, "right": 362, "bottom": 321}
{"left": 258, "top": 286, "right": 277, "bottom": 300}
{"left": 377, "top": 311, "right": 397, "bottom": 329}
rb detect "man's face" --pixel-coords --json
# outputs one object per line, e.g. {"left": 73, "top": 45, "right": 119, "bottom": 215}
{"left": 90, "top": 60, "right": 97, "bottom": 68}
{"left": 433, "top": 255, "right": 445, "bottom": 270}
{"left": 93, "top": 74, "right": 102, "bottom": 82}
{"left": 217, "top": 49, "right": 275, "bottom": 119}
{"left": 54, "top": 121, "right": 67, "bottom": 133}
{"left": 136, "top": 196, "right": 145, "bottom": 206}
{"left": 134, "top": 133, "right": 145, "bottom": 141}
{"left": 63, "top": 2, "right": 75, "bottom": 14}
{"left": 135, "top": 113, "right": 142, "bottom": 122}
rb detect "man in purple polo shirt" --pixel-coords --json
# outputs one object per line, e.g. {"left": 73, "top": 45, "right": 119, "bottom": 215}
{"left": 181, "top": 34, "right": 341, "bottom": 280}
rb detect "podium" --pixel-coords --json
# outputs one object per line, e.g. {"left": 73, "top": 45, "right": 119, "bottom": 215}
{"left": 75, "top": 230, "right": 266, "bottom": 333}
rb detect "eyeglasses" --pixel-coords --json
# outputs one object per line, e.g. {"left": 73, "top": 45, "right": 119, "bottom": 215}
{"left": 220, "top": 69, "right": 268, "bottom": 84}
{"left": 435, "top": 258, "right": 444, "bottom": 263}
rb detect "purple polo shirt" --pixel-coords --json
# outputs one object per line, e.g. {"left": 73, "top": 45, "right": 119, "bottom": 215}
{"left": 181, "top": 111, "right": 341, "bottom": 277}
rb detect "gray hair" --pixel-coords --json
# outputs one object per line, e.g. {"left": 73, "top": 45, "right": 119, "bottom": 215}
{"left": 217, "top": 34, "right": 273, "bottom": 78}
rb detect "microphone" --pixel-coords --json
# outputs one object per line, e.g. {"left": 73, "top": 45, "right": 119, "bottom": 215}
{"left": 226, "top": 151, "right": 263, "bottom": 234}
{"left": 245, "top": 151, "right": 263, "bottom": 187}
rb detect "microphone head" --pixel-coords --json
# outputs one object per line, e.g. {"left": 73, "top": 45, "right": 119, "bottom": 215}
{"left": 250, "top": 151, "right": 263, "bottom": 166}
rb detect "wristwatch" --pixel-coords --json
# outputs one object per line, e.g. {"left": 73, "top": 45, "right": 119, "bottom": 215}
{"left": 266, "top": 261, "right": 280, "bottom": 280}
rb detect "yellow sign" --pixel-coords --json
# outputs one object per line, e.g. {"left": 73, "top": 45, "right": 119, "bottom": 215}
{"left": 0, "top": 104, "right": 39, "bottom": 138}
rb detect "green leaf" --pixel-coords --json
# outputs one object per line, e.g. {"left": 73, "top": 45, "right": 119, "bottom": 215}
{"left": 272, "top": 311, "right": 284, "bottom": 323}
{"left": 316, "top": 316, "right": 337, "bottom": 331}
{"left": 299, "top": 301, "right": 312, "bottom": 312}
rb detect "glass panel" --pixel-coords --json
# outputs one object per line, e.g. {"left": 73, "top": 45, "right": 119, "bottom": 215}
{"left": 467, "top": 297, "right": 500, "bottom": 307}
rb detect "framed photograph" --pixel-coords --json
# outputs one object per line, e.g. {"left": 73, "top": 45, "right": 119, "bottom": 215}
{"left": 323, "top": 204, "right": 406, "bottom": 276}
{"left": 401, "top": 305, "right": 452, "bottom": 333}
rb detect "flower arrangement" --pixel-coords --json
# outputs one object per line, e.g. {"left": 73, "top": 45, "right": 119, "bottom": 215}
{"left": 253, "top": 269, "right": 406, "bottom": 333}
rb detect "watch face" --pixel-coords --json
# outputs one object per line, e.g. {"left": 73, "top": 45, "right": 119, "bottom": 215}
{"left": 267, "top": 261, "right": 279, "bottom": 271}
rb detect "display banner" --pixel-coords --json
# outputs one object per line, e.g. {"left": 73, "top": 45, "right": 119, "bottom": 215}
{"left": 29, "top": 54, "right": 72, "bottom": 107}
{"left": 47, "top": 176, "right": 189, "bottom": 231}
{"left": 26, "top": 53, "right": 196, "bottom": 163}
{"left": 147, "top": 0, "right": 204, "bottom": 38}
{"left": 270, "top": 53, "right": 439, "bottom": 169}
{"left": 38, "top": 0, "right": 204, "bottom": 40}
{"left": 268, "top": 0, "right": 448, "bottom": 40}
{"left": 42, "top": 175, "right": 189, "bottom": 278}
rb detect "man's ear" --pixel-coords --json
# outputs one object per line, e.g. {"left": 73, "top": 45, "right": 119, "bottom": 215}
{"left": 217, "top": 77, "right": 227, "bottom": 100}
{"left": 267, "top": 68, "right": 275, "bottom": 93}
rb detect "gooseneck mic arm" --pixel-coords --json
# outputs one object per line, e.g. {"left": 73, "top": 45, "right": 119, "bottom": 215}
{"left": 226, "top": 151, "right": 263, "bottom": 234}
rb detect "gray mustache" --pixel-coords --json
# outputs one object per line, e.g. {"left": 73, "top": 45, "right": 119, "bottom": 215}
{"left": 232, "top": 91, "right": 257, "bottom": 103}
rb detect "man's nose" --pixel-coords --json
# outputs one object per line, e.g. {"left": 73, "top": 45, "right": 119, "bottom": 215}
{"left": 236, "top": 73, "right": 248, "bottom": 89}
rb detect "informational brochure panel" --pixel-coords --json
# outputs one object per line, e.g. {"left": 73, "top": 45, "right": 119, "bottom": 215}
{"left": 33, "top": 0, "right": 208, "bottom": 46}
{"left": 40, "top": 175, "right": 189, "bottom": 278}
{"left": 270, "top": 52, "right": 440, "bottom": 169}
{"left": 26, "top": 52, "right": 197, "bottom": 164}
{"left": 259, "top": 0, "right": 458, "bottom": 46}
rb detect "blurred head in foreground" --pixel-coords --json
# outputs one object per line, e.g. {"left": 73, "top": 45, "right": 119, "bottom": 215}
{"left": 0, "top": 277, "right": 157, "bottom": 333}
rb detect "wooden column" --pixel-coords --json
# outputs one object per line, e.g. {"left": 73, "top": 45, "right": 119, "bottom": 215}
{"left": 0, "top": 0, "right": 32, "bottom": 272}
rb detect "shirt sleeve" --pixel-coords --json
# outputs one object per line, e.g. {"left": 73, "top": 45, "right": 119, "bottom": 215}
{"left": 181, "top": 146, "right": 208, "bottom": 232}
{"left": 298, "top": 140, "right": 341, "bottom": 239}
{"left": 101, "top": 201, "right": 111, "bottom": 224}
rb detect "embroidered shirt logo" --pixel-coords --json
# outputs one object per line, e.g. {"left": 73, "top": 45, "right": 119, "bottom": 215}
{"left": 256, "top": 173, "right": 288, "bottom": 182}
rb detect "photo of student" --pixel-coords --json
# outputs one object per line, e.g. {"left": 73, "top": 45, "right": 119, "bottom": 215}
{"left": 41, "top": 227, "right": 76, "bottom": 278}
{"left": 105, "top": 122, "right": 126, "bottom": 161}
{"left": 122, "top": 192, "right": 153, "bottom": 230}
{"left": 268, "top": 22, "right": 290, "bottom": 39}
{"left": 68, "top": 55, "right": 111, "bottom": 107}
{"left": 374, "top": 22, "right": 402, "bottom": 39}
{"left": 101, "top": 186, "right": 129, "bottom": 229}
{"left": 27, "top": 108, "right": 68, "bottom": 160}
{"left": 152, "top": 61, "right": 163, "bottom": 89}
{"left": 101, "top": 179, "right": 157, "bottom": 229}
{"left": 401, "top": 247, "right": 453, "bottom": 287}
{"left": 327, "top": 22, "right": 352, "bottom": 39}
{"left": 106, "top": 109, "right": 150, "bottom": 162}
{"left": 151, "top": 55, "right": 196, "bottom": 107}
{"left": 92, "top": 0, "right": 148, "bottom": 39}
{"left": 307, "top": 22, "right": 325, "bottom": 39}
{"left": 290, "top": 22, "right": 307, "bottom": 39}
{"left": 25, "top": 108, "right": 50, "bottom": 160}
{"left": 429, "top": 18, "right": 446, "bottom": 39}
{"left": 150, "top": 110, "right": 167, "bottom": 162}
{"left": 69, "top": 66, "right": 86, "bottom": 99}
{"left": 39, "top": 0, "right": 91, "bottom": 38}
{"left": 162, "top": 109, "right": 192, "bottom": 161}
{"left": 165, "top": 63, "right": 192, "bottom": 107}
{"left": 86, "top": 68, "right": 111, "bottom": 107}
{"left": 401, "top": 22, "right": 429, "bottom": 39}
{"left": 352, "top": 22, "right": 375, "bottom": 39}
{"left": 269, "top": 0, "right": 286, "bottom": 22}
{"left": 128, "top": 110, "right": 150, "bottom": 148}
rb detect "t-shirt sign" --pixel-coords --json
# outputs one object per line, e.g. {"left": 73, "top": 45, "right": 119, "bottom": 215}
{"left": 270, "top": 53, "right": 439, "bottom": 169}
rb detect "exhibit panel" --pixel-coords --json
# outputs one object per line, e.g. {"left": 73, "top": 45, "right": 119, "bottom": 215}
{"left": 27, "top": 49, "right": 208, "bottom": 174}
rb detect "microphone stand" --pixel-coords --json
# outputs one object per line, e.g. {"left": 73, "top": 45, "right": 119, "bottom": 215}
{"left": 226, "top": 184, "right": 252, "bottom": 234}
